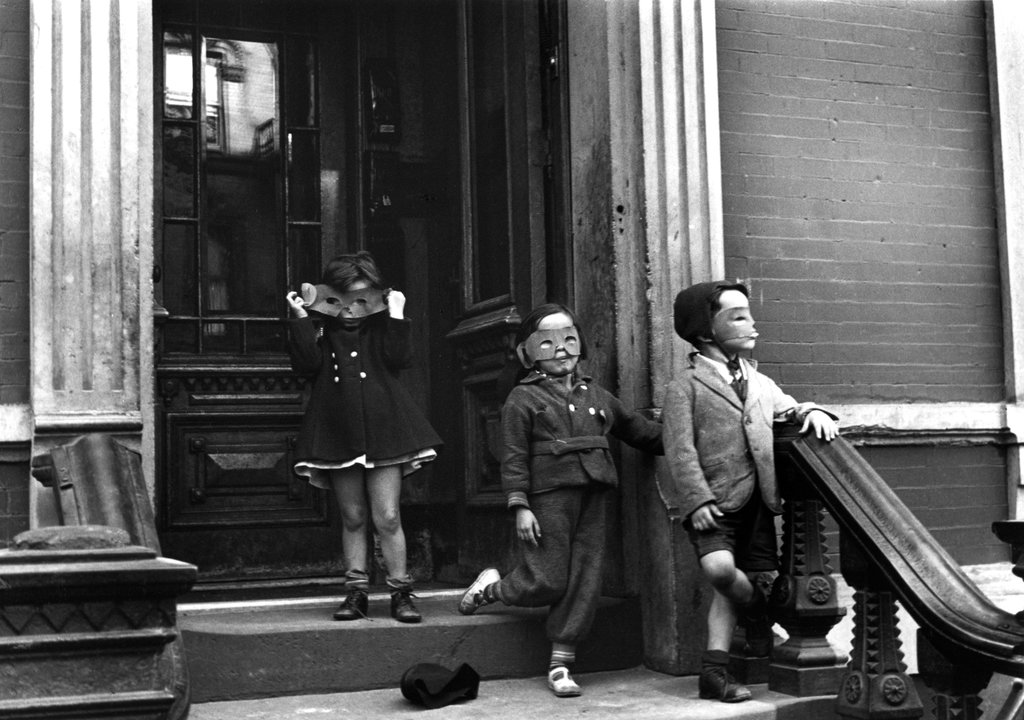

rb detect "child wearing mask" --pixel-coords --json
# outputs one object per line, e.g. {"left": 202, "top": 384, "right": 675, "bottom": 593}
{"left": 663, "top": 280, "right": 838, "bottom": 702}
{"left": 457, "top": 303, "right": 663, "bottom": 698}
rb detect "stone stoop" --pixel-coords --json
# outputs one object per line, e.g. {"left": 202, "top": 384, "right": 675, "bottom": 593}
{"left": 180, "top": 589, "right": 644, "bottom": 703}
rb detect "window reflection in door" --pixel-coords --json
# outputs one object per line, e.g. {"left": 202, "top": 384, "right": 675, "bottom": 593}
{"left": 159, "top": 29, "right": 320, "bottom": 356}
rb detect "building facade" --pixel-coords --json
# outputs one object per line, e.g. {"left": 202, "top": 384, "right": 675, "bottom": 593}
{"left": 0, "top": 0, "right": 1022, "bottom": 674}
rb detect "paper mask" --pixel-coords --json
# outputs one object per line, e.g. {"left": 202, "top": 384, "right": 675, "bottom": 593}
{"left": 299, "top": 282, "right": 386, "bottom": 318}
{"left": 516, "top": 327, "right": 581, "bottom": 368}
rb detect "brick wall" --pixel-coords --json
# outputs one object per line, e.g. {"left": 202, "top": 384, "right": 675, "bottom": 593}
{"left": 716, "top": 0, "right": 1006, "bottom": 566}
{"left": 0, "top": 0, "right": 31, "bottom": 545}
{"left": 858, "top": 444, "right": 1008, "bottom": 565}
{"left": 0, "top": 0, "right": 29, "bottom": 406}
{"left": 717, "top": 0, "right": 1001, "bottom": 404}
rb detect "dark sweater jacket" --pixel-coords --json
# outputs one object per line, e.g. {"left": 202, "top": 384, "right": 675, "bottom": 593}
{"left": 500, "top": 370, "right": 663, "bottom": 509}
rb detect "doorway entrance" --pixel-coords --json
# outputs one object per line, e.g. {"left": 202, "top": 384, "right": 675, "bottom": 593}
{"left": 152, "top": 0, "right": 571, "bottom": 587}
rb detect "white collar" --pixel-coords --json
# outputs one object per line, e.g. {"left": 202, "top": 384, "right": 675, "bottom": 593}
{"left": 695, "top": 352, "right": 745, "bottom": 382}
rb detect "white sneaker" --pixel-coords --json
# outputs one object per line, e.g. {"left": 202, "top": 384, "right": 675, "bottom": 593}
{"left": 458, "top": 568, "right": 501, "bottom": 615}
{"left": 547, "top": 666, "right": 582, "bottom": 697}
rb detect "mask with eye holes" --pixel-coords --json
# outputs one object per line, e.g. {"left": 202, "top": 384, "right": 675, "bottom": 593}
{"left": 515, "top": 327, "right": 582, "bottom": 369}
{"left": 711, "top": 306, "right": 757, "bottom": 346}
{"left": 299, "top": 282, "right": 386, "bottom": 319}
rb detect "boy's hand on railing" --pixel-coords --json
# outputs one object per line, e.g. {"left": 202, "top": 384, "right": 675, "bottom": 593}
{"left": 516, "top": 507, "right": 542, "bottom": 546}
{"left": 801, "top": 409, "right": 838, "bottom": 442}
{"left": 690, "top": 502, "right": 723, "bottom": 531}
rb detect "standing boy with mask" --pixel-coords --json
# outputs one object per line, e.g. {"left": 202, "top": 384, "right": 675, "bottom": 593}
{"left": 663, "top": 281, "right": 838, "bottom": 703}
{"left": 457, "top": 303, "right": 663, "bottom": 698}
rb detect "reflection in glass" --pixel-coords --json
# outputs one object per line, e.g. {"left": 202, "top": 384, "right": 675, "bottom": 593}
{"left": 164, "top": 32, "right": 194, "bottom": 119}
{"left": 469, "top": 0, "right": 511, "bottom": 302}
{"left": 163, "top": 126, "right": 195, "bottom": 217}
{"left": 160, "top": 25, "right": 320, "bottom": 358}
{"left": 202, "top": 37, "right": 282, "bottom": 317}
{"left": 203, "top": 320, "right": 242, "bottom": 353}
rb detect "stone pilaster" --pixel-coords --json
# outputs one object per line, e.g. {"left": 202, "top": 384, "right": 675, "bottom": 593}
{"left": 617, "top": 0, "right": 724, "bottom": 674}
{"left": 29, "top": 0, "right": 155, "bottom": 522}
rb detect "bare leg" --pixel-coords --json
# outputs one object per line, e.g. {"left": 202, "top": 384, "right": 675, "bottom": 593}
{"left": 331, "top": 467, "right": 369, "bottom": 576}
{"left": 700, "top": 549, "right": 754, "bottom": 652}
{"left": 365, "top": 465, "right": 407, "bottom": 581}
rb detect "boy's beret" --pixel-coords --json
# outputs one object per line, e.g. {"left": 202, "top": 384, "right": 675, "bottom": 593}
{"left": 673, "top": 280, "right": 749, "bottom": 345}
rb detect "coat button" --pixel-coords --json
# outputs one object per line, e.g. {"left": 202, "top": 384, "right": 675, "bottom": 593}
{"left": 334, "top": 377, "right": 339, "bottom": 383}
{"left": 359, "top": 372, "right": 367, "bottom": 379}
{"left": 569, "top": 404, "right": 576, "bottom": 412}
{"left": 351, "top": 351, "right": 358, "bottom": 357}
{"left": 589, "top": 407, "right": 596, "bottom": 415}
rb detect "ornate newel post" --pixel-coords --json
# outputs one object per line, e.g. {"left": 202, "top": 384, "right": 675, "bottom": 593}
{"left": 837, "top": 532, "right": 923, "bottom": 719}
{"left": 767, "top": 494, "right": 848, "bottom": 695}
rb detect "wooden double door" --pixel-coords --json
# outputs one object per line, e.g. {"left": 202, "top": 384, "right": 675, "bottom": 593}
{"left": 153, "top": 0, "right": 572, "bottom": 585}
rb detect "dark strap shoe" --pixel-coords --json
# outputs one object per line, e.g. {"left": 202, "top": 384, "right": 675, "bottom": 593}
{"left": 391, "top": 590, "right": 422, "bottom": 623}
{"left": 698, "top": 665, "right": 751, "bottom": 703}
{"left": 333, "top": 589, "right": 369, "bottom": 621}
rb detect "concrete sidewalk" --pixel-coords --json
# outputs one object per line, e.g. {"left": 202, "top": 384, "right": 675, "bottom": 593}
{"left": 187, "top": 666, "right": 836, "bottom": 720}
{"left": 186, "top": 563, "right": 1024, "bottom": 720}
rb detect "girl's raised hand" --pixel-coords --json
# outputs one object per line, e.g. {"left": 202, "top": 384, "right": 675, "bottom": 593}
{"left": 285, "top": 291, "right": 308, "bottom": 318}
{"left": 515, "top": 507, "right": 542, "bottom": 547}
{"left": 386, "top": 288, "right": 406, "bottom": 319}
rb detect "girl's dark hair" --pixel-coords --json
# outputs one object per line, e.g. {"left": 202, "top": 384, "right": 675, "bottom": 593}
{"left": 321, "top": 250, "right": 386, "bottom": 292}
{"left": 498, "top": 303, "right": 588, "bottom": 401}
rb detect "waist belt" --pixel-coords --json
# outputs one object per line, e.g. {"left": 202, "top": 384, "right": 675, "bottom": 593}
{"left": 530, "top": 436, "right": 610, "bottom": 456}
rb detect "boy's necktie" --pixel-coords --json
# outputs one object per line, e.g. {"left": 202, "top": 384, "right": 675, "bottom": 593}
{"left": 727, "top": 357, "right": 747, "bottom": 402}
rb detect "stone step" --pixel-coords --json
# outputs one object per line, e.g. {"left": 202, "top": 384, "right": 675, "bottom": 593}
{"left": 179, "top": 589, "right": 644, "bottom": 703}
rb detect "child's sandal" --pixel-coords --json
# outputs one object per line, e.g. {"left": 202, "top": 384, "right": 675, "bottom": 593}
{"left": 547, "top": 666, "right": 581, "bottom": 697}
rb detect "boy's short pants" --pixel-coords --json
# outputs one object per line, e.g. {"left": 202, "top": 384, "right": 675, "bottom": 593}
{"left": 684, "top": 491, "right": 778, "bottom": 572}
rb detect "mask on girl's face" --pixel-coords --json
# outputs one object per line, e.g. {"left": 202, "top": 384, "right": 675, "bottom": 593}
{"left": 300, "top": 283, "right": 386, "bottom": 318}
{"left": 515, "top": 327, "right": 581, "bottom": 369}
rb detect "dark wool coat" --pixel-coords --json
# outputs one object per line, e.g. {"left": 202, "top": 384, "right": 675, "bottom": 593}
{"left": 287, "top": 313, "right": 442, "bottom": 465}
{"left": 660, "top": 354, "right": 836, "bottom": 521}
{"left": 501, "top": 371, "right": 664, "bottom": 509}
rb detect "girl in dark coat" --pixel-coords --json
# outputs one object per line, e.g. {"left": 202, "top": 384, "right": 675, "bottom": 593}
{"left": 285, "top": 251, "right": 441, "bottom": 623}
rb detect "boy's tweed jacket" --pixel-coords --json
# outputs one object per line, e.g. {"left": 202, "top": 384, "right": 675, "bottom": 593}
{"left": 661, "top": 354, "right": 835, "bottom": 522}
